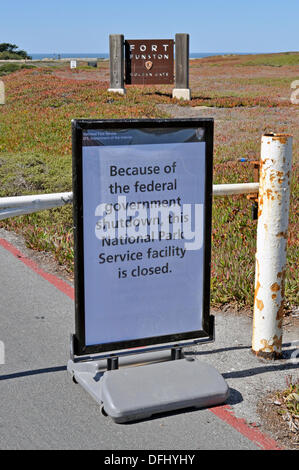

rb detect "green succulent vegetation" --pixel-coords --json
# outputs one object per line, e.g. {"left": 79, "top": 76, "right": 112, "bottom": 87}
{"left": 0, "top": 63, "right": 35, "bottom": 76}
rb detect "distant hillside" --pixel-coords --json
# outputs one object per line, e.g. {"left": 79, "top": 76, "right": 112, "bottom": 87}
{"left": 195, "top": 52, "right": 299, "bottom": 67}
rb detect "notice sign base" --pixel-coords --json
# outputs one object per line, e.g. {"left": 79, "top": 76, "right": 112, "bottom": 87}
{"left": 67, "top": 351, "right": 229, "bottom": 423}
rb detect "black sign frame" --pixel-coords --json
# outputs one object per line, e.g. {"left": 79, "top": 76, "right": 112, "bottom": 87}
{"left": 72, "top": 118, "right": 214, "bottom": 357}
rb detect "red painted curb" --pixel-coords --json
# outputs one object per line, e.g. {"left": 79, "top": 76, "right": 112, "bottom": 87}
{"left": 209, "top": 405, "right": 282, "bottom": 450}
{"left": 0, "top": 237, "right": 282, "bottom": 450}
{"left": 0, "top": 238, "right": 74, "bottom": 300}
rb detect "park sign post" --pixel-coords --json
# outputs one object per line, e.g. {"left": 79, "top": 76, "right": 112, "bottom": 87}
{"left": 69, "top": 118, "right": 229, "bottom": 422}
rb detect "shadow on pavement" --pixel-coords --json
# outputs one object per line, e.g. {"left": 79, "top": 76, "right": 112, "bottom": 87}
{"left": 223, "top": 363, "right": 298, "bottom": 380}
{"left": 0, "top": 365, "right": 67, "bottom": 381}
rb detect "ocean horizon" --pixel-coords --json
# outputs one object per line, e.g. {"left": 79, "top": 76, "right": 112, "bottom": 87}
{"left": 30, "top": 52, "right": 257, "bottom": 60}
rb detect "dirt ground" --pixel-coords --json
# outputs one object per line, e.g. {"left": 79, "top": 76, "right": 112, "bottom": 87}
{"left": 257, "top": 392, "right": 299, "bottom": 450}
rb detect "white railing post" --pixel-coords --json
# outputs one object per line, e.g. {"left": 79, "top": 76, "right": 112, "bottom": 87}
{"left": 252, "top": 133, "right": 293, "bottom": 359}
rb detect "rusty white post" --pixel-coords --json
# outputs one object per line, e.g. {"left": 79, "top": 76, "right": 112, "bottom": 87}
{"left": 252, "top": 133, "right": 293, "bottom": 359}
{"left": 0, "top": 80, "right": 5, "bottom": 104}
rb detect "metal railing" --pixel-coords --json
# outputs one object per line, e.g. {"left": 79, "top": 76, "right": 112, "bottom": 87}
{"left": 0, "top": 183, "right": 259, "bottom": 221}
{"left": 0, "top": 192, "right": 73, "bottom": 220}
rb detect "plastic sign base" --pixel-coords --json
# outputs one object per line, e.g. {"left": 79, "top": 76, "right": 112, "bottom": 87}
{"left": 67, "top": 351, "right": 229, "bottom": 423}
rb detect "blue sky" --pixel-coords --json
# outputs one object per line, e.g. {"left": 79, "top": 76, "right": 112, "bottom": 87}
{"left": 1, "top": 0, "right": 298, "bottom": 53}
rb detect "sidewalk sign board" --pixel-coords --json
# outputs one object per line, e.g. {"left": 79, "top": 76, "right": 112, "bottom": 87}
{"left": 69, "top": 118, "right": 230, "bottom": 422}
{"left": 72, "top": 118, "right": 214, "bottom": 357}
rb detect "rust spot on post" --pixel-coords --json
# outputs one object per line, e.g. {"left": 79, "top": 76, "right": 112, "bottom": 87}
{"left": 276, "top": 300, "right": 284, "bottom": 329}
{"left": 261, "top": 335, "right": 282, "bottom": 351}
{"left": 276, "top": 303, "right": 284, "bottom": 320}
{"left": 256, "top": 299, "right": 264, "bottom": 311}
{"left": 271, "top": 283, "right": 280, "bottom": 292}
{"left": 254, "top": 335, "right": 283, "bottom": 359}
{"left": 276, "top": 231, "right": 287, "bottom": 239}
{"left": 253, "top": 350, "right": 282, "bottom": 359}
{"left": 266, "top": 189, "right": 274, "bottom": 200}
{"left": 253, "top": 259, "right": 261, "bottom": 309}
{"left": 258, "top": 194, "right": 263, "bottom": 217}
{"left": 272, "top": 136, "right": 288, "bottom": 144}
{"left": 254, "top": 280, "right": 261, "bottom": 299}
{"left": 263, "top": 133, "right": 292, "bottom": 145}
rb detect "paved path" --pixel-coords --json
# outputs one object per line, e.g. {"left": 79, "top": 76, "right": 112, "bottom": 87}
{"left": 0, "top": 233, "right": 297, "bottom": 450}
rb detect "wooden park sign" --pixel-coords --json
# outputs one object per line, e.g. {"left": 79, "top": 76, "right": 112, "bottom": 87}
{"left": 124, "top": 39, "right": 174, "bottom": 85}
{"left": 108, "top": 34, "right": 190, "bottom": 100}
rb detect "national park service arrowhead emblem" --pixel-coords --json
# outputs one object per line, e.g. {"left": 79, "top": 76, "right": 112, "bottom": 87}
{"left": 145, "top": 61, "right": 153, "bottom": 70}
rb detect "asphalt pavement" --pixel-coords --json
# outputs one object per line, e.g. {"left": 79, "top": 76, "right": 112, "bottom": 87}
{"left": 0, "top": 229, "right": 297, "bottom": 450}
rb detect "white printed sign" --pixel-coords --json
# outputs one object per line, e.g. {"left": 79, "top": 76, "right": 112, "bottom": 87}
{"left": 82, "top": 142, "right": 206, "bottom": 346}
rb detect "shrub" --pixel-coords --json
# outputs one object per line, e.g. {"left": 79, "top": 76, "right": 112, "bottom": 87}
{"left": 0, "top": 43, "right": 32, "bottom": 60}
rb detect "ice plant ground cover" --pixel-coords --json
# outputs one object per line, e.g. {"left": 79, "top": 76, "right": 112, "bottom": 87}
{"left": 0, "top": 52, "right": 298, "bottom": 308}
